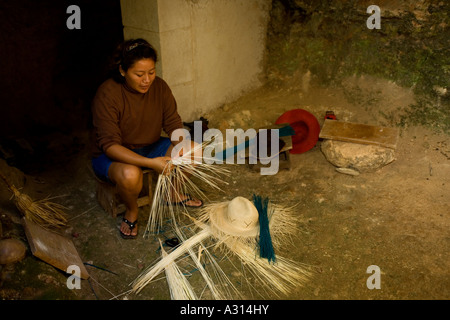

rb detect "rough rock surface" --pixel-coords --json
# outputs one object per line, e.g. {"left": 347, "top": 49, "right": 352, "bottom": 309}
{"left": 0, "top": 239, "right": 26, "bottom": 265}
{"left": 321, "top": 139, "right": 396, "bottom": 173}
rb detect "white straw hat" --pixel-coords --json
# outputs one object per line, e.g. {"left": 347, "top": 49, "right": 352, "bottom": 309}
{"left": 209, "top": 196, "right": 260, "bottom": 237}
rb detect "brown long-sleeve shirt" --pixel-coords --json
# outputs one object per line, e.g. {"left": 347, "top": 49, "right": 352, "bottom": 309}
{"left": 91, "top": 77, "right": 183, "bottom": 157}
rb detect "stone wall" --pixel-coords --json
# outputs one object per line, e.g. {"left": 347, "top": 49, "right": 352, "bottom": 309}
{"left": 266, "top": 0, "right": 449, "bottom": 131}
{"left": 267, "top": 0, "right": 449, "bottom": 94}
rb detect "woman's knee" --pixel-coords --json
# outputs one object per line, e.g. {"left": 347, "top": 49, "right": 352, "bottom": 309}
{"left": 111, "top": 164, "right": 143, "bottom": 190}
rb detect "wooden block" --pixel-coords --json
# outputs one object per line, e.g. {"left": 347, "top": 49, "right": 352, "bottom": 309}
{"left": 247, "top": 135, "right": 292, "bottom": 171}
{"left": 247, "top": 150, "right": 291, "bottom": 172}
{"left": 22, "top": 218, "right": 89, "bottom": 279}
{"left": 280, "top": 135, "right": 293, "bottom": 151}
{"left": 116, "top": 196, "right": 150, "bottom": 214}
{"left": 319, "top": 119, "right": 399, "bottom": 149}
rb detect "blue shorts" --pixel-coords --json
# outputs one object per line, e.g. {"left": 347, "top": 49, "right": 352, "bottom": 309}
{"left": 92, "top": 137, "right": 172, "bottom": 183}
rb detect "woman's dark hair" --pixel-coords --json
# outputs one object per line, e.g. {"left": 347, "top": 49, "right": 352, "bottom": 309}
{"left": 109, "top": 38, "right": 158, "bottom": 83}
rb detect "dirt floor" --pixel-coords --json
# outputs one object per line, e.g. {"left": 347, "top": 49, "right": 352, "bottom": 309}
{"left": 0, "top": 75, "right": 449, "bottom": 300}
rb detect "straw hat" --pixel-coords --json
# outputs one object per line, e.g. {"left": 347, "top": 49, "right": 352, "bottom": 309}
{"left": 209, "top": 196, "right": 261, "bottom": 237}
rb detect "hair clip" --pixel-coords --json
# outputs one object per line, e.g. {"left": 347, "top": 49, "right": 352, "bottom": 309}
{"left": 126, "top": 42, "right": 149, "bottom": 52}
{"left": 126, "top": 43, "right": 140, "bottom": 52}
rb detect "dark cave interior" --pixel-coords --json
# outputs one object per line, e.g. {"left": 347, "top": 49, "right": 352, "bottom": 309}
{"left": 0, "top": 0, "right": 123, "bottom": 174}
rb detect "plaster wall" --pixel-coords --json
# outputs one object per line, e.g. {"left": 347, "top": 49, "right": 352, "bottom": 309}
{"left": 120, "top": 0, "right": 271, "bottom": 122}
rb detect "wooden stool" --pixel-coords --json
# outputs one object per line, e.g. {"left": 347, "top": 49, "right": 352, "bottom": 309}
{"left": 95, "top": 169, "right": 155, "bottom": 217}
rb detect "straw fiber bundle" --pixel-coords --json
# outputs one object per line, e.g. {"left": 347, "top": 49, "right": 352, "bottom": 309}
{"left": 132, "top": 226, "right": 243, "bottom": 299}
{"left": 0, "top": 171, "right": 67, "bottom": 229}
{"left": 133, "top": 196, "right": 311, "bottom": 299}
{"left": 218, "top": 237, "right": 310, "bottom": 297}
{"left": 133, "top": 140, "right": 310, "bottom": 299}
{"left": 144, "top": 140, "right": 230, "bottom": 236}
{"left": 159, "top": 239, "right": 198, "bottom": 300}
{"left": 170, "top": 225, "right": 242, "bottom": 300}
{"left": 132, "top": 227, "right": 211, "bottom": 294}
{"left": 194, "top": 198, "right": 311, "bottom": 297}
{"left": 134, "top": 140, "right": 245, "bottom": 298}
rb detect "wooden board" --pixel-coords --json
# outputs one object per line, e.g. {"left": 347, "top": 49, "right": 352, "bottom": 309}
{"left": 281, "top": 135, "right": 293, "bottom": 151}
{"left": 319, "top": 119, "right": 399, "bottom": 149}
{"left": 22, "top": 218, "right": 89, "bottom": 279}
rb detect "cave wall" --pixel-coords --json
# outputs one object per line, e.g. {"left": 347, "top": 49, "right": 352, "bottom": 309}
{"left": 265, "top": 0, "right": 449, "bottom": 132}
{"left": 267, "top": 0, "right": 449, "bottom": 97}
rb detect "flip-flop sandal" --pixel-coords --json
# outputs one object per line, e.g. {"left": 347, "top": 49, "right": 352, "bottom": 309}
{"left": 165, "top": 237, "right": 180, "bottom": 248}
{"left": 120, "top": 218, "right": 138, "bottom": 239}
{"left": 166, "top": 194, "right": 203, "bottom": 208}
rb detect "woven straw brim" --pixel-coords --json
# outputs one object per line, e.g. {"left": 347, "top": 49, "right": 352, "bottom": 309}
{"left": 195, "top": 200, "right": 298, "bottom": 246}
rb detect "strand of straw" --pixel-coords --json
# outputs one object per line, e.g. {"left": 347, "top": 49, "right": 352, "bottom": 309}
{"left": 173, "top": 222, "right": 241, "bottom": 300}
{"left": 144, "top": 147, "right": 229, "bottom": 235}
{"left": 131, "top": 227, "right": 211, "bottom": 293}
{"left": 159, "top": 239, "right": 198, "bottom": 300}
{"left": 173, "top": 225, "right": 224, "bottom": 299}
{"left": 219, "top": 237, "right": 311, "bottom": 297}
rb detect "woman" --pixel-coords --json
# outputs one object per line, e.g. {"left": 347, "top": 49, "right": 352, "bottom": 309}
{"left": 91, "top": 38, "right": 202, "bottom": 239}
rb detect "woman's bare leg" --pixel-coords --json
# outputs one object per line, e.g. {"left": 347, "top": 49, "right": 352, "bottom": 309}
{"left": 108, "top": 162, "right": 143, "bottom": 236}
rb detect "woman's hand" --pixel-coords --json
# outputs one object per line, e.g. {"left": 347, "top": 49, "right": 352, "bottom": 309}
{"left": 149, "top": 156, "right": 174, "bottom": 175}
{"left": 172, "top": 140, "right": 202, "bottom": 164}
